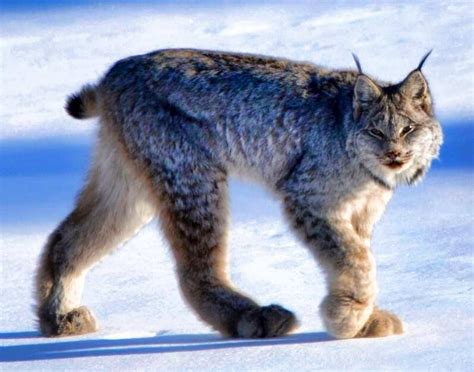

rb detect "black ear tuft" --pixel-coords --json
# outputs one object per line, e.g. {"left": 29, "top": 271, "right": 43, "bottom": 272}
{"left": 351, "top": 53, "right": 363, "bottom": 75}
{"left": 417, "top": 49, "right": 433, "bottom": 71}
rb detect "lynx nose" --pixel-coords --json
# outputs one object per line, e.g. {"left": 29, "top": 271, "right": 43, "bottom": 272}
{"left": 385, "top": 150, "right": 401, "bottom": 160}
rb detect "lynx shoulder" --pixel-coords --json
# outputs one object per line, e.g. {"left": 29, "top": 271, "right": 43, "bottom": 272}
{"left": 36, "top": 48, "right": 442, "bottom": 338}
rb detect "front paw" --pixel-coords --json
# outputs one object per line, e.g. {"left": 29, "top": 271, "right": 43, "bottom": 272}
{"left": 356, "top": 308, "right": 403, "bottom": 338}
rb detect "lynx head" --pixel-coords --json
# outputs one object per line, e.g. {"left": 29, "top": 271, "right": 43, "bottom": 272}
{"left": 347, "top": 51, "right": 442, "bottom": 189}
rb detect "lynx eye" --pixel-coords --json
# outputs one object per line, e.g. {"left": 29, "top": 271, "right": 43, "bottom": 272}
{"left": 368, "top": 128, "right": 385, "bottom": 139}
{"left": 401, "top": 125, "right": 414, "bottom": 136}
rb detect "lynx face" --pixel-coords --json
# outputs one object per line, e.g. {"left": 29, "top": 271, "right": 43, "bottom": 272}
{"left": 348, "top": 70, "right": 442, "bottom": 188}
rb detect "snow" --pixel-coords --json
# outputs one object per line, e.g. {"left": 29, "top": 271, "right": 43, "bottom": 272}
{"left": 1, "top": 1, "right": 473, "bottom": 371}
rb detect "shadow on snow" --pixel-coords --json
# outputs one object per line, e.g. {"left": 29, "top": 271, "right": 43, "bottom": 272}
{"left": 0, "top": 331, "right": 332, "bottom": 362}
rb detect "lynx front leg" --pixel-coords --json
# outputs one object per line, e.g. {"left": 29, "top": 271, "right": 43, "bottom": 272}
{"left": 284, "top": 198, "right": 403, "bottom": 339}
{"left": 157, "top": 165, "right": 297, "bottom": 338}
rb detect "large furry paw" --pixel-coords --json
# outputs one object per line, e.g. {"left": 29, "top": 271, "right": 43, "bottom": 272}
{"left": 356, "top": 308, "right": 403, "bottom": 338}
{"left": 40, "top": 306, "right": 99, "bottom": 337}
{"left": 320, "top": 293, "right": 374, "bottom": 339}
{"left": 57, "top": 306, "right": 98, "bottom": 336}
{"left": 236, "top": 304, "right": 298, "bottom": 338}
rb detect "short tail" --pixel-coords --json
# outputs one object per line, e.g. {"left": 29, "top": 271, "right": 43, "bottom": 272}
{"left": 65, "top": 84, "right": 98, "bottom": 119}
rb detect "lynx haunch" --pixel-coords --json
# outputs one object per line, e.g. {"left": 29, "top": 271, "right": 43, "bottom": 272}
{"left": 36, "top": 49, "right": 442, "bottom": 339}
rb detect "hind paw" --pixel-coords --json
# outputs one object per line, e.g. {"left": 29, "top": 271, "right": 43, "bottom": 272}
{"left": 40, "top": 306, "right": 99, "bottom": 337}
{"left": 236, "top": 304, "right": 298, "bottom": 338}
{"left": 56, "top": 306, "right": 99, "bottom": 336}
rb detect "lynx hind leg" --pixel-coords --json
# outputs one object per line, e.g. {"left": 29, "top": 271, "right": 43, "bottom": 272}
{"left": 157, "top": 163, "right": 297, "bottom": 338}
{"left": 35, "top": 129, "right": 156, "bottom": 337}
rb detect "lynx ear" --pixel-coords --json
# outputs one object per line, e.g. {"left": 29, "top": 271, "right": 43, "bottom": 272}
{"left": 353, "top": 76, "right": 381, "bottom": 119}
{"left": 399, "top": 70, "right": 427, "bottom": 100}
{"left": 399, "top": 70, "right": 432, "bottom": 115}
{"left": 354, "top": 76, "right": 382, "bottom": 106}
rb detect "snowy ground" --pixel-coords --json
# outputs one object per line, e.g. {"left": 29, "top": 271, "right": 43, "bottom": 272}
{"left": 1, "top": 1, "right": 473, "bottom": 371}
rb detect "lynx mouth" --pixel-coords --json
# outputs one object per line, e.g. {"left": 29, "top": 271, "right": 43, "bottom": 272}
{"left": 384, "top": 161, "right": 405, "bottom": 169}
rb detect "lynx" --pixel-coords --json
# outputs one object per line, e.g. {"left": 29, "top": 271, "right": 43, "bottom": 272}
{"left": 35, "top": 48, "right": 442, "bottom": 339}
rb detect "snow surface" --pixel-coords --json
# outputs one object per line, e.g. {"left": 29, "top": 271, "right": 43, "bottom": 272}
{"left": 1, "top": 1, "right": 473, "bottom": 371}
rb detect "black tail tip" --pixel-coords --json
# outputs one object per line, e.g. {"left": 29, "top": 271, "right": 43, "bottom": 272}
{"left": 65, "top": 94, "right": 85, "bottom": 119}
